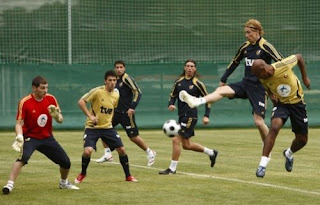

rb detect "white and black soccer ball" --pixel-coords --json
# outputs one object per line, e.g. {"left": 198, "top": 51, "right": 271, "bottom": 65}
{"left": 162, "top": 119, "right": 181, "bottom": 137}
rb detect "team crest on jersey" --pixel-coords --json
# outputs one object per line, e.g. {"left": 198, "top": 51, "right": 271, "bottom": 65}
{"left": 277, "top": 84, "right": 291, "bottom": 97}
{"left": 189, "top": 85, "right": 194, "bottom": 89}
{"left": 119, "top": 82, "right": 123, "bottom": 87}
{"left": 256, "top": 50, "right": 261, "bottom": 56}
{"left": 37, "top": 114, "right": 48, "bottom": 127}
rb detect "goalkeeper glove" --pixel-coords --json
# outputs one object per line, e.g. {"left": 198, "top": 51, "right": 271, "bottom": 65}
{"left": 48, "top": 105, "right": 62, "bottom": 122}
{"left": 12, "top": 134, "right": 24, "bottom": 153}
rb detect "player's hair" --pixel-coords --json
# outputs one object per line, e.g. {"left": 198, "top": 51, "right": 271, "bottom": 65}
{"left": 114, "top": 60, "right": 126, "bottom": 67}
{"left": 244, "top": 19, "right": 264, "bottom": 36}
{"left": 104, "top": 70, "right": 117, "bottom": 80}
{"left": 179, "top": 59, "right": 199, "bottom": 78}
{"left": 32, "top": 76, "right": 47, "bottom": 87}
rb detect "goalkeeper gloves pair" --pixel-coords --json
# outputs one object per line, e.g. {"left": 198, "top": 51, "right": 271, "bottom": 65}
{"left": 48, "top": 105, "right": 62, "bottom": 123}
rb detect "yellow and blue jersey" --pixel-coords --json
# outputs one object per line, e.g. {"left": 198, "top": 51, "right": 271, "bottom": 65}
{"left": 81, "top": 85, "right": 119, "bottom": 129}
{"left": 260, "top": 55, "right": 305, "bottom": 104}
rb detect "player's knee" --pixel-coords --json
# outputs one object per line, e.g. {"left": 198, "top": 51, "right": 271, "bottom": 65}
{"left": 182, "top": 143, "right": 191, "bottom": 150}
{"left": 59, "top": 157, "right": 71, "bottom": 169}
{"left": 214, "top": 87, "right": 224, "bottom": 96}
{"left": 83, "top": 147, "right": 93, "bottom": 156}
{"left": 254, "top": 117, "right": 265, "bottom": 128}
{"left": 116, "top": 147, "right": 126, "bottom": 155}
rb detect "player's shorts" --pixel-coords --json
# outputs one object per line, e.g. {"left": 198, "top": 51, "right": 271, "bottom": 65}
{"left": 271, "top": 101, "right": 308, "bottom": 135}
{"left": 178, "top": 116, "right": 198, "bottom": 139}
{"left": 112, "top": 112, "right": 139, "bottom": 137}
{"left": 20, "top": 136, "right": 71, "bottom": 169}
{"left": 229, "top": 80, "right": 267, "bottom": 118}
{"left": 83, "top": 128, "right": 123, "bottom": 151}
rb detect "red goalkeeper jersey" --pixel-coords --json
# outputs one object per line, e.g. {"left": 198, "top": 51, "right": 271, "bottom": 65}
{"left": 16, "top": 93, "right": 60, "bottom": 139}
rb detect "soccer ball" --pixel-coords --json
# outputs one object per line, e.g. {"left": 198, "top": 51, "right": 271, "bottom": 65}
{"left": 162, "top": 119, "right": 181, "bottom": 137}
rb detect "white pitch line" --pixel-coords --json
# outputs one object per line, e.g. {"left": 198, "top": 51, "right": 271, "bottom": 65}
{"left": 116, "top": 162, "right": 320, "bottom": 197}
{"left": 2, "top": 159, "right": 320, "bottom": 196}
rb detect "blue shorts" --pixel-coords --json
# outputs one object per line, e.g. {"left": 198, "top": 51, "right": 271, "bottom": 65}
{"left": 229, "top": 80, "right": 267, "bottom": 118}
{"left": 272, "top": 101, "right": 308, "bottom": 135}
{"left": 83, "top": 128, "right": 124, "bottom": 151}
{"left": 178, "top": 116, "right": 198, "bottom": 139}
{"left": 20, "top": 136, "right": 71, "bottom": 169}
{"left": 112, "top": 112, "right": 139, "bottom": 137}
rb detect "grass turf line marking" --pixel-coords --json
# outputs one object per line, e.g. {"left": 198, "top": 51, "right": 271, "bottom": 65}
{"left": 2, "top": 159, "right": 319, "bottom": 196}
{"left": 120, "top": 162, "right": 320, "bottom": 197}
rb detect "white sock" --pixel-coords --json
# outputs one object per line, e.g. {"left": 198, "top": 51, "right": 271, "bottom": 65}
{"left": 105, "top": 148, "right": 111, "bottom": 154}
{"left": 7, "top": 180, "right": 14, "bottom": 186}
{"left": 203, "top": 147, "right": 214, "bottom": 156}
{"left": 259, "top": 156, "right": 270, "bottom": 167}
{"left": 60, "top": 179, "right": 68, "bottom": 184}
{"left": 198, "top": 97, "right": 207, "bottom": 105}
{"left": 146, "top": 147, "right": 151, "bottom": 154}
{"left": 169, "top": 160, "right": 178, "bottom": 172}
{"left": 285, "top": 148, "right": 293, "bottom": 160}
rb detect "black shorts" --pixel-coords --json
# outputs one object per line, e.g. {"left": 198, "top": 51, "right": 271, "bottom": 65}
{"left": 229, "top": 80, "right": 267, "bottom": 118}
{"left": 271, "top": 101, "right": 308, "bottom": 135}
{"left": 112, "top": 112, "right": 139, "bottom": 137}
{"left": 83, "top": 128, "right": 124, "bottom": 151}
{"left": 178, "top": 116, "right": 198, "bottom": 139}
{"left": 20, "top": 136, "right": 71, "bottom": 169}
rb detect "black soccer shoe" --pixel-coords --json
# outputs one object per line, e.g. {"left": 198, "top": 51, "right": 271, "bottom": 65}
{"left": 209, "top": 150, "right": 219, "bottom": 168}
{"left": 159, "top": 168, "right": 176, "bottom": 175}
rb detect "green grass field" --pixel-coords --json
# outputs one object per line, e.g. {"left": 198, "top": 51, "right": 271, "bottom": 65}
{"left": 0, "top": 128, "right": 319, "bottom": 204}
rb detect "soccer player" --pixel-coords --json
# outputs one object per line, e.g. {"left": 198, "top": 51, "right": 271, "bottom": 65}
{"left": 2, "top": 76, "right": 79, "bottom": 195}
{"left": 75, "top": 70, "right": 137, "bottom": 183}
{"left": 179, "top": 19, "right": 283, "bottom": 158}
{"left": 159, "top": 59, "right": 218, "bottom": 175}
{"left": 251, "top": 54, "right": 310, "bottom": 178}
{"left": 95, "top": 60, "right": 156, "bottom": 166}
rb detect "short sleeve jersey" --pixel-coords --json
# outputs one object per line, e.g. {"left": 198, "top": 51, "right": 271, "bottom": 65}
{"left": 16, "top": 93, "right": 59, "bottom": 139}
{"left": 260, "top": 55, "right": 305, "bottom": 104}
{"left": 81, "top": 86, "right": 119, "bottom": 129}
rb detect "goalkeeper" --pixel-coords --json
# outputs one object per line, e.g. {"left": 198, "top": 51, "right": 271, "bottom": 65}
{"left": 2, "top": 76, "right": 79, "bottom": 195}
